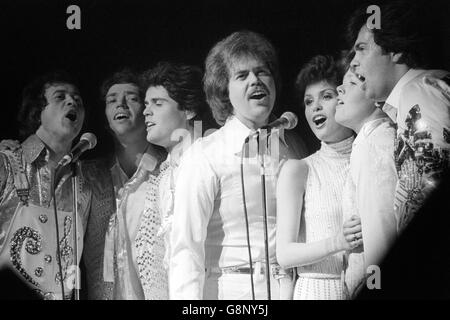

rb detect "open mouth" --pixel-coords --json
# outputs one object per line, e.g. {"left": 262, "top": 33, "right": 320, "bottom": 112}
{"left": 337, "top": 98, "right": 344, "bottom": 106}
{"left": 65, "top": 109, "right": 78, "bottom": 122}
{"left": 145, "top": 121, "right": 155, "bottom": 130}
{"left": 249, "top": 89, "right": 268, "bottom": 100}
{"left": 114, "top": 112, "right": 130, "bottom": 120}
{"left": 312, "top": 114, "right": 327, "bottom": 128}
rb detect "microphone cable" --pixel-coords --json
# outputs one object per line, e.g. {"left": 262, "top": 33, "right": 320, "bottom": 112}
{"left": 51, "top": 166, "right": 66, "bottom": 299}
{"left": 240, "top": 136, "right": 255, "bottom": 300}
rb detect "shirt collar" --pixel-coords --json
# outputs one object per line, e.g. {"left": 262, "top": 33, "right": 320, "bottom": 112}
{"left": 165, "top": 130, "right": 194, "bottom": 168}
{"left": 224, "top": 115, "right": 288, "bottom": 154}
{"left": 140, "top": 146, "right": 162, "bottom": 172}
{"left": 224, "top": 116, "right": 254, "bottom": 154}
{"left": 385, "top": 69, "right": 427, "bottom": 110}
{"left": 21, "top": 134, "right": 48, "bottom": 164}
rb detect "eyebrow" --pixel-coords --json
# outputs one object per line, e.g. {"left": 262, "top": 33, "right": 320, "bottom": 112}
{"left": 232, "top": 69, "right": 248, "bottom": 76}
{"left": 52, "top": 90, "right": 67, "bottom": 95}
{"left": 232, "top": 64, "right": 268, "bottom": 74}
{"left": 151, "top": 97, "right": 168, "bottom": 102}
{"left": 321, "top": 88, "right": 337, "bottom": 94}
{"left": 52, "top": 89, "right": 80, "bottom": 96}
{"left": 307, "top": 88, "right": 335, "bottom": 94}
{"left": 106, "top": 90, "right": 138, "bottom": 97}
{"left": 144, "top": 97, "right": 169, "bottom": 105}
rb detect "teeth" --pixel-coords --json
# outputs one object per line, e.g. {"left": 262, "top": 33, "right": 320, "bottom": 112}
{"left": 250, "top": 90, "right": 267, "bottom": 98}
{"left": 114, "top": 113, "right": 129, "bottom": 120}
{"left": 313, "top": 115, "right": 326, "bottom": 121}
{"left": 313, "top": 115, "right": 326, "bottom": 126}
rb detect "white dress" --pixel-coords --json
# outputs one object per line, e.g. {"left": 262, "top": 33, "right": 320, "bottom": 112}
{"left": 294, "top": 136, "right": 353, "bottom": 300}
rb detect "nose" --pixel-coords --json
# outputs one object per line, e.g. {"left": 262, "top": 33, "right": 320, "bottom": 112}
{"left": 350, "top": 54, "right": 359, "bottom": 71}
{"left": 337, "top": 84, "right": 344, "bottom": 96}
{"left": 117, "top": 94, "right": 129, "bottom": 109}
{"left": 143, "top": 104, "right": 153, "bottom": 117}
{"left": 312, "top": 99, "right": 322, "bottom": 112}
{"left": 248, "top": 71, "right": 260, "bottom": 86}
{"left": 65, "top": 94, "right": 76, "bottom": 107}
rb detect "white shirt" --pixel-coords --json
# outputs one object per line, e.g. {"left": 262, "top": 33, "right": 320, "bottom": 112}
{"left": 157, "top": 152, "right": 182, "bottom": 271}
{"left": 103, "top": 145, "right": 161, "bottom": 299}
{"left": 383, "top": 69, "right": 450, "bottom": 232}
{"left": 350, "top": 117, "right": 397, "bottom": 268}
{"left": 169, "top": 116, "right": 289, "bottom": 299}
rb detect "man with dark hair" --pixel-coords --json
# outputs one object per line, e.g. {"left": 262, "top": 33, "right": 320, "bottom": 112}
{"left": 83, "top": 68, "right": 166, "bottom": 300}
{"left": 142, "top": 61, "right": 216, "bottom": 149}
{"left": 139, "top": 61, "right": 216, "bottom": 299}
{"left": 169, "top": 31, "right": 302, "bottom": 300}
{"left": 347, "top": 0, "right": 450, "bottom": 234}
{"left": 0, "top": 71, "right": 91, "bottom": 300}
{"left": 17, "top": 71, "right": 83, "bottom": 139}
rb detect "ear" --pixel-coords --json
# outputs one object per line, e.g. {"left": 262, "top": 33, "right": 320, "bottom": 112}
{"left": 390, "top": 52, "right": 403, "bottom": 64}
{"left": 185, "top": 110, "right": 196, "bottom": 121}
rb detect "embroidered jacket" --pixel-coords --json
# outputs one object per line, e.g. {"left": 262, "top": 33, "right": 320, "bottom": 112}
{"left": 0, "top": 135, "right": 92, "bottom": 299}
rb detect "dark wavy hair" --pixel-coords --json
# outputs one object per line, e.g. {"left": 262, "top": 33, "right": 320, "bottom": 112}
{"left": 346, "top": 0, "right": 434, "bottom": 69}
{"left": 203, "top": 30, "right": 280, "bottom": 126}
{"left": 140, "top": 61, "right": 216, "bottom": 131}
{"left": 100, "top": 68, "right": 143, "bottom": 102}
{"left": 295, "top": 55, "right": 345, "bottom": 107}
{"left": 17, "top": 70, "right": 81, "bottom": 139}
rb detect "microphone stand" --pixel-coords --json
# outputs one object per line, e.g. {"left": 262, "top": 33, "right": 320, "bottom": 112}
{"left": 255, "top": 130, "right": 271, "bottom": 300}
{"left": 52, "top": 166, "right": 66, "bottom": 300}
{"left": 240, "top": 137, "right": 256, "bottom": 300}
{"left": 70, "top": 162, "right": 81, "bottom": 300}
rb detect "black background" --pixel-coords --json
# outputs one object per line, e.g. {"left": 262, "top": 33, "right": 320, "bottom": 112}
{"left": 0, "top": 0, "right": 449, "bottom": 300}
{"left": 1, "top": 0, "right": 449, "bottom": 155}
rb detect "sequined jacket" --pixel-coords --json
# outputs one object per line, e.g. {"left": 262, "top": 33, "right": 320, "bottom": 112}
{"left": 83, "top": 145, "right": 168, "bottom": 300}
{"left": 0, "top": 135, "right": 92, "bottom": 297}
{"left": 103, "top": 146, "right": 168, "bottom": 300}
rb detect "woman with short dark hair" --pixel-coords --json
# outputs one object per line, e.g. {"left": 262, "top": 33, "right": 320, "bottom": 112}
{"left": 276, "top": 55, "right": 359, "bottom": 300}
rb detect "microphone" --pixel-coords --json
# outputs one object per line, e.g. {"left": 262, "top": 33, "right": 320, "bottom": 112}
{"left": 261, "top": 111, "right": 298, "bottom": 131}
{"left": 57, "top": 133, "right": 97, "bottom": 169}
{"left": 245, "top": 111, "right": 298, "bottom": 142}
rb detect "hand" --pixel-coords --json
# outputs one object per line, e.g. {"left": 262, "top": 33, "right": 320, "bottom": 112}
{"left": 0, "top": 139, "right": 20, "bottom": 151}
{"left": 336, "top": 215, "right": 363, "bottom": 251}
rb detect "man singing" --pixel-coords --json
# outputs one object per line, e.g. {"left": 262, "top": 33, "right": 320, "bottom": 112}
{"left": 85, "top": 69, "right": 166, "bottom": 300}
{"left": 0, "top": 71, "right": 91, "bottom": 299}
{"left": 346, "top": 0, "right": 450, "bottom": 259}
{"left": 169, "top": 30, "right": 304, "bottom": 300}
